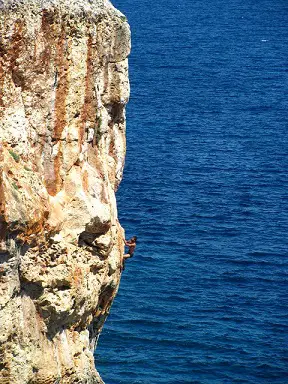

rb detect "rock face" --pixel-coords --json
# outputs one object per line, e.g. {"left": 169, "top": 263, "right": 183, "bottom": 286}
{"left": 0, "top": 0, "right": 130, "bottom": 382}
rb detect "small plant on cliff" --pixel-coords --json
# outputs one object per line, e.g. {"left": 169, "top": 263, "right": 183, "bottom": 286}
{"left": 97, "top": 116, "right": 102, "bottom": 130}
{"left": 119, "top": 15, "right": 127, "bottom": 22}
{"left": 12, "top": 182, "right": 19, "bottom": 191}
{"left": 8, "top": 149, "right": 20, "bottom": 163}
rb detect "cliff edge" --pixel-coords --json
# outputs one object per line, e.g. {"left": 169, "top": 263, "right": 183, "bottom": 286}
{"left": 0, "top": 0, "right": 130, "bottom": 382}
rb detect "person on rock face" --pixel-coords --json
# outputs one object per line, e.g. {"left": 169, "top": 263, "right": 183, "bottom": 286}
{"left": 122, "top": 236, "right": 137, "bottom": 270}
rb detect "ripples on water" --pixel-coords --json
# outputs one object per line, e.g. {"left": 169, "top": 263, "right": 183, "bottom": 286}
{"left": 96, "top": 0, "right": 288, "bottom": 383}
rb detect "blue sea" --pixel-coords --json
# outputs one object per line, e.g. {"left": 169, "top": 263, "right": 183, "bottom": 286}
{"left": 95, "top": 0, "right": 288, "bottom": 383}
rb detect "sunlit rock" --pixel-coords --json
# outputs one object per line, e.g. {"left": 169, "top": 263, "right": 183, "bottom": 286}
{"left": 0, "top": 0, "right": 130, "bottom": 382}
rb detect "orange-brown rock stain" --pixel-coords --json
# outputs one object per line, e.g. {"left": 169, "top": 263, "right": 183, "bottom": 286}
{"left": 82, "top": 170, "right": 89, "bottom": 193}
{"left": 38, "top": 11, "right": 53, "bottom": 191}
{"left": 54, "top": 25, "right": 69, "bottom": 141}
{"left": 100, "top": 184, "right": 108, "bottom": 204}
{"left": 40, "top": 10, "right": 53, "bottom": 73}
{"left": 50, "top": 142, "right": 64, "bottom": 196}
{"left": 0, "top": 20, "right": 23, "bottom": 116}
{"left": 108, "top": 134, "right": 115, "bottom": 158}
{"left": 9, "top": 20, "right": 23, "bottom": 74}
{"left": 17, "top": 217, "right": 48, "bottom": 245}
{"left": 79, "top": 34, "right": 97, "bottom": 149}
{"left": 72, "top": 266, "right": 84, "bottom": 289}
{"left": 44, "top": 23, "right": 69, "bottom": 196}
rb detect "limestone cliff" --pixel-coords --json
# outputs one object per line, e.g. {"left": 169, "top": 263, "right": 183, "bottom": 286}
{"left": 0, "top": 0, "right": 130, "bottom": 382}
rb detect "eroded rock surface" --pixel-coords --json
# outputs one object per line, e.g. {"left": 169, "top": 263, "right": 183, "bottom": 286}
{"left": 0, "top": 0, "right": 130, "bottom": 382}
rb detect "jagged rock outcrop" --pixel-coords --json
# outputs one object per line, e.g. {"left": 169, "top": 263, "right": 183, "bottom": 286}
{"left": 0, "top": 0, "right": 130, "bottom": 382}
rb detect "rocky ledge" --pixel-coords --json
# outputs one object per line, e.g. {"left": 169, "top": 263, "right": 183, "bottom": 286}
{"left": 0, "top": 0, "right": 130, "bottom": 382}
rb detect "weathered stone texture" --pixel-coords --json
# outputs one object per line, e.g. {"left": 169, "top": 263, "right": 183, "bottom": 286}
{"left": 0, "top": 0, "right": 130, "bottom": 382}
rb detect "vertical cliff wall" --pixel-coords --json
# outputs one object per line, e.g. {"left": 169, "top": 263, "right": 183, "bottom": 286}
{"left": 0, "top": 0, "right": 130, "bottom": 382}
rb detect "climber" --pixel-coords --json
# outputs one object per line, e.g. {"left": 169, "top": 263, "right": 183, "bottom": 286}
{"left": 122, "top": 236, "right": 137, "bottom": 270}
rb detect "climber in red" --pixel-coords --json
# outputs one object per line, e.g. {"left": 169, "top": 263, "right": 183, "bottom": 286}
{"left": 122, "top": 236, "right": 137, "bottom": 270}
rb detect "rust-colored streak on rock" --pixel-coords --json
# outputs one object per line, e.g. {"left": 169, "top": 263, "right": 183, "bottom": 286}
{"left": 54, "top": 24, "right": 69, "bottom": 140}
{"left": 109, "top": 135, "right": 115, "bottom": 158}
{"left": 0, "top": 52, "right": 4, "bottom": 108}
{"left": 100, "top": 184, "right": 108, "bottom": 204}
{"left": 40, "top": 10, "right": 53, "bottom": 72}
{"left": 45, "top": 24, "right": 69, "bottom": 196}
{"left": 45, "top": 144, "right": 63, "bottom": 197}
{"left": 79, "top": 34, "right": 96, "bottom": 148}
{"left": 72, "top": 266, "right": 83, "bottom": 288}
{"left": 82, "top": 170, "right": 89, "bottom": 193}
{"left": 9, "top": 20, "right": 23, "bottom": 74}
{"left": 52, "top": 144, "right": 63, "bottom": 196}
{"left": 38, "top": 10, "right": 53, "bottom": 185}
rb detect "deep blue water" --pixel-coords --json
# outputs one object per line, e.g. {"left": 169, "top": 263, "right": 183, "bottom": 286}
{"left": 95, "top": 0, "right": 288, "bottom": 383}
